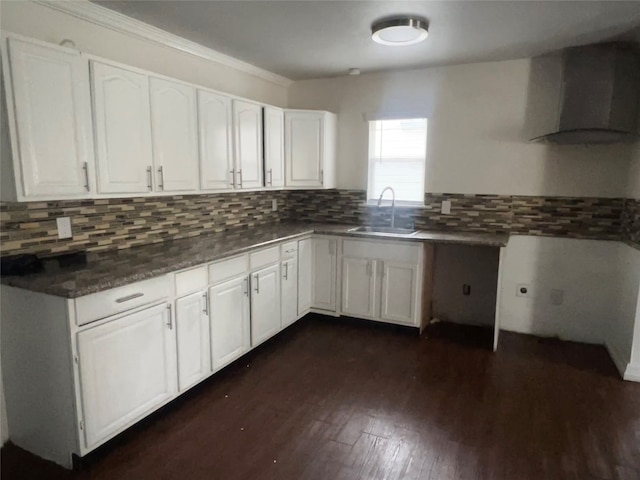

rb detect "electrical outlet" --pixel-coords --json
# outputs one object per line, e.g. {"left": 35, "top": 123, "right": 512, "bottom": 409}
{"left": 272, "top": 199, "right": 278, "bottom": 212}
{"left": 56, "top": 217, "right": 72, "bottom": 239}
{"left": 516, "top": 283, "right": 532, "bottom": 298}
{"left": 441, "top": 200, "right": 451, "bottom": 214}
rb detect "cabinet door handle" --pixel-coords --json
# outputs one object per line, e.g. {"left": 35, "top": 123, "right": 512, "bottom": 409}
{"left": 237, "top": 169, "right": 243, "bottom": 188}
{"left": 166, "top": 304, "right": 173, "bottom": 330}
{"left": 202, "top": 292, "right": 208, "bottom": 315}
{"left": 82, "top": 162, "right": 89, "bottom": 191}
{"left": 284, "top": 262, "right": 289, "bottom": 280}
{"left": 229, "top": 170, "right": 235, "bottom": 188}
{"left": 244, "top": 277, "right": 249, "bottom": 297}
{"left": 146, "top": 166, "right": 153, "bottom": 191}
{"left": 115, "top": 292, "right": 144, "bottom": 303}
{"left": 366, "top": 260, "right": 372, "bottom": 277}
{"left": 268, "top": 168, "right": 273, "bottom": 186}
{"left": 253, "top": 273, "right": 259, "bottom": 293}
{"left": 320, "top": 169, "right": 324, "bottom": 184}
{"left": 158, "top": 166, "right": 165, "bottom": 190}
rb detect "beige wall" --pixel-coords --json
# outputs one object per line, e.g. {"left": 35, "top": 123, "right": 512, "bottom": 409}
{"left": 288, "top": 59, "right": 633, "bottom": 197}
{"left": 1, "top": 1, "right": 288, "bottom": 106}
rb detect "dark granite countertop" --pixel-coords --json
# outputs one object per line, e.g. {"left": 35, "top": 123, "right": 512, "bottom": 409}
{"left": 0, "top": 223, "right": 509, "bottom": 298}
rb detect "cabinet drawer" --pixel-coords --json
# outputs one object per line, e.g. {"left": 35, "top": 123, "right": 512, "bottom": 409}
{"left": 75, "top": 275, "right": 172, "bottom": 326}
{"left": 249, "top": 246, "right": 280, "bottom": 270}
{"left": 342, "top": 239, "right": 421, "bottom": 263}
{"left": 175, "top": 266, "right": 208, "bottom": 297}
{"left": 281, "top": 241, "right": 298, "bottom": 259}
{"left": 209, "top": 254, "right": 248, "bottom": 284}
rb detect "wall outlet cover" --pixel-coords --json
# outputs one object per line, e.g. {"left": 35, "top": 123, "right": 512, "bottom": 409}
{"left": 441, "top": 200, "right": 451, "bottom": 215}
{"left": 56, "top": 217, "right": 72, "bottom": 239}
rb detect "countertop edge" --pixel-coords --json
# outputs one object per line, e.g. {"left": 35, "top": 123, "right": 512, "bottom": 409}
{"left": 1, "top": 225, "right": 509, "bottom": 298}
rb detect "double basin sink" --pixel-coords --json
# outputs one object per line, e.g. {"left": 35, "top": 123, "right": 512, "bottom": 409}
{"left": 347, "top": 226, "right": 418, "bottom": 237}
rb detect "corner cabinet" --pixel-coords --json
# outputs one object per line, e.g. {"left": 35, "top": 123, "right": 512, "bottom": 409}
{"left": 311, "top": 237, "right": 338, "bottom": 313}
{"left": 284, "top": 110, "right": 336, "bottom": 189}
{"left": 1, "top": 36, "right": 95, "bottom": 201}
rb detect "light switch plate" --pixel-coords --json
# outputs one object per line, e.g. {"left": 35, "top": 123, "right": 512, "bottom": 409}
{"left": 56, "top": 217, "right": 72, "bottom": 239}
{"left": 441, "top": 200, "right": 451, "bottom": 214}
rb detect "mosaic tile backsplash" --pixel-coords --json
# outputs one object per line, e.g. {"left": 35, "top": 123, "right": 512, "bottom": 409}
{"left": 0, "top": 189, "right": 638, "bottom": 257}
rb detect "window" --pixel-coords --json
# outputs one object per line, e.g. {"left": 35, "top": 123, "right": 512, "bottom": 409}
{"left": 367, "top": 118, "right": 427, "bottom": 204}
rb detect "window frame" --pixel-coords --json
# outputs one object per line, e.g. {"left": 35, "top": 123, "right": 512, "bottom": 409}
{"left": 366, "top": 117, "right": 427, "bottom": 207}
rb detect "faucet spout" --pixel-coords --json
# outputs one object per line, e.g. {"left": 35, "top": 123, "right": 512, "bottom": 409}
{"left": 377, "top": 186, "right": 396, "bottom": 229}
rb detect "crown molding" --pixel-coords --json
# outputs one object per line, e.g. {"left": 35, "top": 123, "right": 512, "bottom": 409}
{"left": 32, "top": 0, "right": 293, "bottom": 88}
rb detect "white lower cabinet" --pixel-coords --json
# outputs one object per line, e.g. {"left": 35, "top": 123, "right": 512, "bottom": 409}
{"left": 175, "top": 291, "right": 211, "bottom": 391}
{"left": 297, "top": 238, "right": 313, "bottom": 316}
{"left": 311, "top": 237, "right": 338, "bottom": 312}
{"left": 208, "top": 275, "right": 251, "bottom": 371}
{"left": 341, "top": 257, "right": 378, "bottom": 319}
{"left": 339, "top": 239, "right": 425, "bottom": 327}
{"left": 250, "top": 263, "right": 282, "bottom": 346}
{"left": 380, "top": 261, "right": 418, "bottom": 324}
{"left": 281, "top": 257, "right": 298, "bottom": 328}
{"left": 77, "top": 303, "right": 177, "bottom": 449}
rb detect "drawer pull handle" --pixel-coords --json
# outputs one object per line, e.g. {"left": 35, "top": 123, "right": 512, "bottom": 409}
{"left": 115, "top": 293, "right": 144, "bottom": 303}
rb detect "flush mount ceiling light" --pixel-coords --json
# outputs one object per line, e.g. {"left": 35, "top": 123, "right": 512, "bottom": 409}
{"left": 371, "top": 16, "right": 429, "bottom": 46}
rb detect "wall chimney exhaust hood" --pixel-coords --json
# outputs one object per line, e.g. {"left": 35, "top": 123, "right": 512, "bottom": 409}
{"left": 528, "top": 42, "right": 640, "bottom": 145}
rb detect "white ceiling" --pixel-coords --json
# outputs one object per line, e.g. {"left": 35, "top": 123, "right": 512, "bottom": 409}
{"left": 93, "top": 0, "right": 640, "bottom": 80}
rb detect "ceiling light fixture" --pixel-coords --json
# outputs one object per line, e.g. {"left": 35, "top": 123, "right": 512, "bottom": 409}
{"left": 371, "top": 16, "right": 429, "bottom": 46}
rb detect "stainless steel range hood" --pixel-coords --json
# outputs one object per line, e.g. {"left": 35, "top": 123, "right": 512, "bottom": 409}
{"left": 529, "top": 42, "right": 640, "bottom": 145}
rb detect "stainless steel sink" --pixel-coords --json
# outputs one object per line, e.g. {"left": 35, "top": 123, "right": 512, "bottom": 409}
{"left": 348, "top": 226, "right": 418, "bottom": 236}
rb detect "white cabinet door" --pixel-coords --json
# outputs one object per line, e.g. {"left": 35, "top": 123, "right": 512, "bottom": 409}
{"left": 7, "top": 37, "right": 94, "bottom": 198}
{"left": 297, "top": 238, "right": 312, "bottom": 316}
{"left": 285, "top": 111, "right": 323, "bottom": 187}
{"left": 198, "top": 90, "right": 234, "bottom": 191}
{"left": 150, "top": 78, "right": 198, "bottom": 192}
{"left": 380, "top": 261, "right": 418, "bottom": 325}
{"left": 250, "top": 263, "right": 281, "bottom": 346}
{"left": 281, "top": 258, "right": 298, "bottom": 328}
{"left": 312, "top": 238, "right": 337, "bottom": 312}
{"left": 209, "top": 276, "right": 250, "bottom": 371}
{"left": 92, "top": 62, "right": 153, "bottom": 194}
{"left": 342, "top": 257, "right": 378, "bottom": 319}
{"left": 264, "top": 106, "right": 284, "bottom": 188}
{"left": 77, "top": 303, "right": 177, "bottom": 449}
{"left": 175, "top": 292, "right": 211, "bottom": 392}
{"left": 233, "top": 100, "right": 263, "bottom": 189}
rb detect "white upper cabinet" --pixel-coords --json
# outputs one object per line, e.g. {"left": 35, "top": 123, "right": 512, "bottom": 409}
{"left": 284, "top": 110, "right": 336, "bottom": 189}
{"left": 149, "top": 78, "right": 199, "bottom": 192}
{"left": 92, "top": 62, "right": 153, "bottom": 194}
{"left": 198, "top": 90, "right": 234, "bottom": 191}
{"left": 263, "top": 106, "right": 285, "bottom": 188}
{"left": 233, "top": 100, "right": 263, "bottom": 189}
{"left": 4, "top": 37, "right": 95, "bottom": 200}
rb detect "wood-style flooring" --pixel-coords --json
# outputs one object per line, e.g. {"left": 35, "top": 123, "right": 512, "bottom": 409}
{"left": 2, "top": 315, "right": 639, "bottom": 480}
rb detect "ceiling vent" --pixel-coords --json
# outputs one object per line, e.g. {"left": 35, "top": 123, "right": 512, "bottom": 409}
{"left": 528, "top": 42, "right": 640, "bottom": 145}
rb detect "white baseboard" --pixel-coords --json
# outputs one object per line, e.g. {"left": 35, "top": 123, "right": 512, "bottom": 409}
{"left": 605, "top": 340, "right": 628, "bottom": 379}
{"left": 624, "top": 363, "right": 640, "bottom": 383}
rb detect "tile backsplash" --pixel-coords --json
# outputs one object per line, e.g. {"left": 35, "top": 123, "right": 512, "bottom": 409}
{"left": 0, "top": 189, "right": 637, "bottom": 257}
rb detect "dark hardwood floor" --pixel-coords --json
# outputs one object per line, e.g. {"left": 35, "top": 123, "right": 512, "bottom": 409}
{"left": 2, "top": 315, "right": 639, "bottom": 480}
